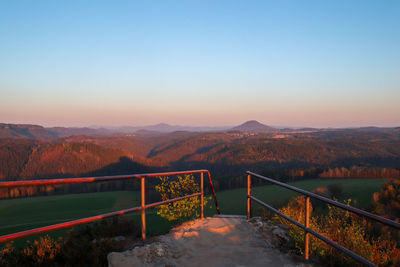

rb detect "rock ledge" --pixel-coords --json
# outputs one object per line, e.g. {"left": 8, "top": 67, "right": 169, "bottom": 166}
{"left": 108, "top": 216, "right": 313, "bottom": 267}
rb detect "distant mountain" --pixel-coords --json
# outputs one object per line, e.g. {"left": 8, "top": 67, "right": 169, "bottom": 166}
{"left": 0, "top": 122, "right": 230, "bottom": 139}
{"left": 115, "top": 123, "right": 229, "bottom": 133}
{"left": 355, "top": 126, "right": 395, "bottom": 132}
{"left": 47, "top": 127, "right": 110, "bottom": 137}
{"left": 0, "top": 123, "right": 56, "bottom": 139}
{"left": 3, "top": 122, "right": 398, "bottom": 139}
{"left": 282, "top": 127, "right": 318, "bottom": 131}
{"left": 229, "top": 120, "right": 276, "bottom": 132}
{"left": 0, "top": 123, "right": 110, "bottom": 139}
{"left": 134, "top": 129, "right": 164, "bottom": 136}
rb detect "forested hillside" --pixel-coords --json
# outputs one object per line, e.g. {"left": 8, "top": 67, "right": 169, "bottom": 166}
{"left": 1, "top": 126, "right": 400, "bottom": 197}
{"left": 0, "top": 139, "right": 148, "bottom": 180}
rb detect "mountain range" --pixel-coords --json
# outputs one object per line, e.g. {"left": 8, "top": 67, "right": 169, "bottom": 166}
{"left": 1, "top": 122, "right": 400, "bottom": 198}
{"left": 3, "top": 121, "right": 397, "bottom": 140}
{"left": 0, "top": 121, "right": 273, "bottom": 139}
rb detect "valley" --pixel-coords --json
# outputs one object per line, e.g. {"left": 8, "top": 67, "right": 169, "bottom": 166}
{"left": 0, "top": 122, "right": 399, "bottom": 198}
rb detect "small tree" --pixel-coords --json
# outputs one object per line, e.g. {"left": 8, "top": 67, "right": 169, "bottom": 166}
{"left": 155, "top": 174, "right": 209, "bottom": 222}
{"left": 373, "top": 179, "right": 400, "bottom": 221}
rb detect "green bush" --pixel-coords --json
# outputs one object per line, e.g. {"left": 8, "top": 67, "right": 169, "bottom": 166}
{"left": 155, "top": 174, "right": 210, "bottom": 222}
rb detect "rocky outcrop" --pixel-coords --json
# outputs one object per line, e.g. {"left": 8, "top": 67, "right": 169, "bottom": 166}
{"left": 108, "top": 216, "right": 312, "bottom": 267}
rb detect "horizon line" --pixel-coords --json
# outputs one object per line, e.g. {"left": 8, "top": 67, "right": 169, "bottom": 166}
{"left": 1, "top": 121, "right": 399, "bottom": 130}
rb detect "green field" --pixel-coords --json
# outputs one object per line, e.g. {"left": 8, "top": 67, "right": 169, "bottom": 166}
{"left": 213, "top": 178, "right": 388, "bottom": 216}
{"left": 0, "top": 178, "right": 388, "bottom": 247}
{"left": 0, "top": 191, "right": 139, "bottom": 236}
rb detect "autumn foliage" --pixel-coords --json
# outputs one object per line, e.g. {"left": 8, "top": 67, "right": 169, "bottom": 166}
{"left": 277, "top": 196, "right": 400, "bottom": 266}
{"left": 0, "top": 217, "right": 139, "bottom": 267}
{"left": 373, "top": 179, "right": 400, "bottom": 221}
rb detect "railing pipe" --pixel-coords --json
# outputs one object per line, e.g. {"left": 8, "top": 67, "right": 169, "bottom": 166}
{"left": 246, "top": 171, "right": 400, "bottom": 266}
{"left": 304, "top": 196, "right": 310, "bottom": 260}
{"left": 145, "top": 193, "right": 201, "bottom": 209}
{"left": 247, "top": 173, "right": 252, "bottom": 221}
{"left": 205, "top": 170, "right": 220, "bottom": 214}
{"left": 0, "top": 170, "right": 219, "bottom": 243}
{"left": 0, "top": 170, "right": 211, "bottom": 188}
{"left": 0, "top": 170, "right": 221, "bottom": 215}
{"left": 0, "top": 192, "right": 201, "bottom": 243}
{"left": 141, "top": 176, "right": 146, "bottom": 240}
{"left": 0, "top": 206, "right": 142, "bottom": 243}
{"left": 249, "top": 195, "right": 376, "bottom": 267}
{"left": 201, "top": 172, "right": 204, "bottom": 219}
{"left": 246, "top": 171, "right": 400, "bottom": 230}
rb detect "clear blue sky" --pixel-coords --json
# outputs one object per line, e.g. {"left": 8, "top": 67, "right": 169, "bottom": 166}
{"left": 0, "top": 0, "right": 399, "bottom": 127}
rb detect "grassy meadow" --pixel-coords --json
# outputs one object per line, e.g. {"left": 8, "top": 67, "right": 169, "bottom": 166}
{"left": 0, "top": 178, "right": 388, "bottom": 247}
{"left": 0, "top": 191, "right": 177, "bottom": 247}
{"left": 212, "top": 178, "right": 388, "bottom": 216}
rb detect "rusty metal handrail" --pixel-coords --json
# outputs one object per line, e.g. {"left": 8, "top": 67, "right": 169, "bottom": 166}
{"left": 246, "top": 171, "right": 400, "bottom": 267}
{"left": 0, "top": 170, "right": 220, "bottom": 243}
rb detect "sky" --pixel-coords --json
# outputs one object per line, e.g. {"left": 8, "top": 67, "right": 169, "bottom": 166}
{"left": 0, "top": 1, "right": 399, "bottom": 128}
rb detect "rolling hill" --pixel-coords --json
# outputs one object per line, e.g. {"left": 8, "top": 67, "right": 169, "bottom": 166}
{"left": 0, "top": 124, "right": 110, "bottom": 139}
{"left": 229, "top": 120, "right": 276, "bottom": 132}
{"left": 0, "top": 124, "right": 56, "bottom": 139}
{"left": 1, "top": 123, "right": 400, "bottom": 194}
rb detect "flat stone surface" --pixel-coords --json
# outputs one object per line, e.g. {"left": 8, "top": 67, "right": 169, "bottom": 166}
{"left": 108, "top": 216, "right": 311, "bottom": 267}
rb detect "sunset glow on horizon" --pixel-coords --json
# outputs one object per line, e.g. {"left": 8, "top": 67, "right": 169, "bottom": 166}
{"left": 1, "top": 1, "right": 399, "bottom": 128}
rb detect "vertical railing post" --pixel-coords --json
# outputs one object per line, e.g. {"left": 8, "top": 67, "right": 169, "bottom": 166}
{"left": 141, "top": 176, "right": 146, "bottom": 240}
{"left": 247, "top": 173, "right": 252, "bottom": 221}
{"left": 201, "top": 172, "right": 204, "bottom": 219}
{"left": 206, "top": 171, "right": 220, "bottom": 214}
{"left": 304, "top": 196, "right": 310, "bottom": 260}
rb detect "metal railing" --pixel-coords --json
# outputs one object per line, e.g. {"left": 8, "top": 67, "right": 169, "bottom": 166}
{"left": 246, "top": 171, "right": 400, "bottom": 267}
{"left": 0, "top": 170, "right": 220, "bottom": 243}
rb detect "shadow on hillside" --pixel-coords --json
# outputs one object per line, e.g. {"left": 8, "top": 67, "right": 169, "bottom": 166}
{"left": 87, "top": 156, "right": 152, "bottom": 176}
{"left": 171, "top": 160, "right": 316, "bottom": 178}
{"left": 0, "top": 157, "right": 166, "bottom": 199}
{"left": 330, "top": 156, "right": 400, "bottom": 169}
{"left": 15, "top": 156, "right": 154, "bottom": 181}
